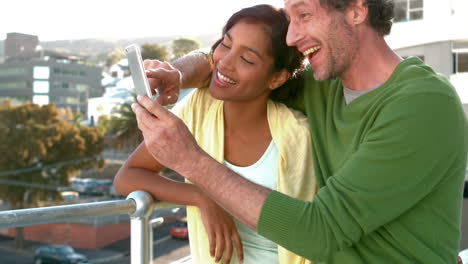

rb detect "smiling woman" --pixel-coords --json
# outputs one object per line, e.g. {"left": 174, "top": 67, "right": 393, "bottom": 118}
{"left": 114, "top": 4, "right": 315, "bottom": 264}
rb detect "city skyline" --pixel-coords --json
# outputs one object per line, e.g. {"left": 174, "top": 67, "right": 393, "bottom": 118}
{"left": 2, "top": 0, "right": 284, "bottom": 41}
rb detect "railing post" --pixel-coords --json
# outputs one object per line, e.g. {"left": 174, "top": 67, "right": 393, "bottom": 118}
{"left": 127, "top": 191, "right": 154, "bottom": 264}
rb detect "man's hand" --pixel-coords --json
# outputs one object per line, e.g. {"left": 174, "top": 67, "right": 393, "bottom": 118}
{"left": 144, "top": 60, "right": 181, "bottom": 105}
{"left": 131, "top": 95, "right": 204, "bottom": 176}
{"left": 132, "top": 95, "right": 268, "bottom": 232}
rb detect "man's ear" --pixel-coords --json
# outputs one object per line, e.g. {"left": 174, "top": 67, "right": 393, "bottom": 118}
{"left": 345, "top": 0, "right": 368, "bottom": 25}
{"left": 269, "top": 69, "right": 291, "bottom": 90}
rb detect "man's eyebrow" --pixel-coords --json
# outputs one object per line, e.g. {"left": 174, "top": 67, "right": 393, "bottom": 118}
{"left": 285, "top": 0, "right": 308, "bottom": 21}
{"left": 290, "top": 0, "right": 308, "bottom": 9}
{"left": 226, "top": 31, "right": 263, "bottom": 60}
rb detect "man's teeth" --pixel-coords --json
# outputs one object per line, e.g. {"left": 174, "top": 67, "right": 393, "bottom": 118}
{"left": 217, "top": 71, "right": 236, "bottom": 84}
{"left": 303, "top": 46, "right": 321, "bottom": 56}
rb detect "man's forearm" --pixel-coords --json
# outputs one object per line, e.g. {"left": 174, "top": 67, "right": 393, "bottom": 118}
{"left": 172, "top": 52, "right": 212, "bottom": 89}
{"left": 183, "top": 153, "right": 272, "bottom": 230}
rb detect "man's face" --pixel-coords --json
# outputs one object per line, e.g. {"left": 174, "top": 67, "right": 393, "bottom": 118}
{"left": 284, "top": 0, "right": 358, "bottom": 81}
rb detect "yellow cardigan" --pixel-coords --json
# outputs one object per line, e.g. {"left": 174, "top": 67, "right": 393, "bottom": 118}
{"left": 171, "top": 88, "right": 316, "bottom": 264}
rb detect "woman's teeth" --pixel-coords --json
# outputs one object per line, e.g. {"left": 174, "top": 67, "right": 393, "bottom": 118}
{"left": 303, "top": 46, "right": 321, "bottom": 57}
{"left": 217, "top": 71, "right": 236, "bottom": 84}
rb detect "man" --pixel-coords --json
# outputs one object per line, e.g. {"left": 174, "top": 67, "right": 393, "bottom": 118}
{"left": 132, "top": 0, "right": 468, "bottom": 263}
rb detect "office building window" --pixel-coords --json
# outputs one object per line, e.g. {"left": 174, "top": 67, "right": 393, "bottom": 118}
{"left": 33, "top": 81, "right": 50, "bottom": 94}
{"left": 0, "top": 82, "right": 27, "bottom": 90}
{"left": 0, "top": 67, "right": 29, "bottom": 77}
{"left": 76, "top": 84, "right": 89, "bottom": 92}
{"left": 52, "top": 68, "right": 84, "bottom": 77}
{"left": 454, "top": 53, "right": 468, "bottom": 73}
{"left": 33, "top": 95, "right": 49, "bottom": 106}
{"left": 52, "top": 82, "right": 70, "bottom": 89}
{"left": 33, "top": 66, "right": 50, "bottom": 79}
{"left": 394, "top": 0, "right": 424, "bottom": 22}
{"left": 66, "top": 97, "right": 80, "bottom": 104}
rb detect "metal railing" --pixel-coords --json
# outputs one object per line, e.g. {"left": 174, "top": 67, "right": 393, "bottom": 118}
{"left": 0, "top": 190, "right": 158, "bottom": 264}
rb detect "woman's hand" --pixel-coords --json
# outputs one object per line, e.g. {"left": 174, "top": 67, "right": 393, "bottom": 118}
{"left": 198, "top": 197, "right": 244, "bottom": 264}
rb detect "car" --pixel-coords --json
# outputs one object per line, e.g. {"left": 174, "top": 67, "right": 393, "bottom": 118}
{"left": 71, "top": 178, "right": 112, "bottom": 195}
{"left": 71, "top": 178, "right": 95, "bottom": 193}
{"left": 170, "top": 218, "right": 188, "bottom": 239}
{"left": 34, "top": 245, "right": 88, "bottom": 264}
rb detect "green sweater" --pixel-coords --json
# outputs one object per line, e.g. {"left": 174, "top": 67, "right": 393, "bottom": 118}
{"left": 258, "top": 57, "right": 468, "bottom": 263}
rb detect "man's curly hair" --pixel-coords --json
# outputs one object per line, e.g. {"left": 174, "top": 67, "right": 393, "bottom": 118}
{"left": 320, "top": 0, "right": 395, "bottom": 36}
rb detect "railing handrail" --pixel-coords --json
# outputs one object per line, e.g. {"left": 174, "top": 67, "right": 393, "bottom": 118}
{"left": 0, "top": 199, "right": 135, "bottom": 229}
{"left": 0, "top": 190, "right": 156, "bottom": 264}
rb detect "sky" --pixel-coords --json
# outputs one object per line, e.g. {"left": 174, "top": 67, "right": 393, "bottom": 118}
{"left": 1, "top": 0, "right": 285, "bottom": 41}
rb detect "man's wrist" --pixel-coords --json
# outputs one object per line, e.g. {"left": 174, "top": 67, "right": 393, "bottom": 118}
{"left": 172, "top": 51, "right": 212, "bottom": 89}
{"left": 179, "top": 149, "right": 217, "bottom": 184}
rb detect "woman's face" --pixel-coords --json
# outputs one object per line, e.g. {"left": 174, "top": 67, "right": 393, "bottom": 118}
{"left": 209, "top": 21, "right": 279, "bottom": 102}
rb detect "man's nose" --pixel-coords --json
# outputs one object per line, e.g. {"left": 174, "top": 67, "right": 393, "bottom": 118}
{"left": 286, "top": 21, "right": 302, "bottom": 47}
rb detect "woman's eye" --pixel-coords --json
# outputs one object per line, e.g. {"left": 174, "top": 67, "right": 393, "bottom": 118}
{"left": 241, "top": 56, "right": 254, "bottom": 65}
{"left": 221, "top": 42, "right": 231, "bottom": 49}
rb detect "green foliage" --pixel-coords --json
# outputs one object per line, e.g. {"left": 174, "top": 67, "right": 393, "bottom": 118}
{"left": 141, "top": 43, "right": 168, "bottom": 61}
{"left": 172, "top": 38, "right": 200, "bottom": 59}
{"left": 0, "top": 101, "right": 105, "bottom": 209}
{"left": 96, "top": 115, "right": 110, "bottom": 135}
{"left": 105, "top": 48, "right": 125, "bottom": 67}
{"left": 98, "top": 98, "right": 143, "bottom": 150}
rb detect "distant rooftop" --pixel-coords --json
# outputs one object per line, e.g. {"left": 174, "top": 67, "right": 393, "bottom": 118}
{"left": 4, "top": 32, "right": 87, "bottom": 62}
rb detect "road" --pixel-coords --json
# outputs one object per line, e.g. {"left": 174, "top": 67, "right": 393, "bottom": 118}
{"left": 0, "top": 221, "right": 190, "bottom": 264}
{"left": 108, "top": 220, "right": 190, "bottom": 264}
{"left": 0, "top": 248, "right": 32, "bottom": 264}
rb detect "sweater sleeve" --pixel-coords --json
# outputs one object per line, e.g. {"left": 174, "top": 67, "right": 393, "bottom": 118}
{"left": 257, "top": 93, "right": 467, "bottom": 261}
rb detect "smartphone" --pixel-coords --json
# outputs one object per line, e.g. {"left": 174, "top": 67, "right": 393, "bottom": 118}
{"left": 125, "top": 44, "right": 157, "bottom": 100}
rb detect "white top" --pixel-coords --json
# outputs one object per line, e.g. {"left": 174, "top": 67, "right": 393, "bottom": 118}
{"left": 224, "top": 141, "right": 279, "bottom": 264}
{"left": 224, "top": 140, "right": 278, "bottom": 190}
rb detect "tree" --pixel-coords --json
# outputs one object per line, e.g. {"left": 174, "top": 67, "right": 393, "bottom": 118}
{"left": 172, "top": 38, "right": 200, "bottom": 59}
{"left": 100, "top": 99, "right": 143, "bottom": 151}
{"left": 141, "top": 43, "right": 168, "bottom": 61}
{"left": 105, "top": 48, "right": 125, "bottom": 67}
{"left": 0, "top": 100, "right": 105, "bottom": 248}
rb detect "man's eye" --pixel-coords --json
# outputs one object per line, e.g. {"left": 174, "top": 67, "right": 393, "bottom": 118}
{"left": 300, "top": 12, "right": 311, "bottom": 20}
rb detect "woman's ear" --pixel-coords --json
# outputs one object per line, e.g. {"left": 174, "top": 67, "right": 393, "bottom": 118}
{"left": 269, "top": 69, "right": 291, "bottom": 90}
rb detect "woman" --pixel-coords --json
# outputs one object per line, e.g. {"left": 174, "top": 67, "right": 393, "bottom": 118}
{"left": 114, "top": 5, "right": 315, "bottom": 264}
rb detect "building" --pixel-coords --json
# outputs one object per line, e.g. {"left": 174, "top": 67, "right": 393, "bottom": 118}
{"left": 4, "top": 32, "right": 40, "bottom": 59}
{"left": 0, "top": 33, "right": 103, "bottom": 115}
{"left": 386, "top": 0, "right": 468, "bottom": 106}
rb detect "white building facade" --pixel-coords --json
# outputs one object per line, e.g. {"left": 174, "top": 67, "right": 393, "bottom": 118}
{"left": 386, "top": 0, "right": 468, "bottom": 102}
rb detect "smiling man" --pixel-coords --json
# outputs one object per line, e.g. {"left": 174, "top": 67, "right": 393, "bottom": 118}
{"left": 131, "top": 0, "right": 468, "bottom": 263}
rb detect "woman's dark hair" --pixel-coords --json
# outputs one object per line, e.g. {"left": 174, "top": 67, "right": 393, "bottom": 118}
{"left": 319, "top": 0, "right": 394, "bottom": 36}
{"left": 211, "top": 4, "right": 304, "bottom": 102}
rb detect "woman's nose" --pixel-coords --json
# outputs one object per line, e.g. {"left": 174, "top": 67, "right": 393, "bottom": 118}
{"left": 218, "top": 52, "right": 235, "bottom": 71}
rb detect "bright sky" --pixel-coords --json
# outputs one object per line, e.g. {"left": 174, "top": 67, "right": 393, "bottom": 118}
{"left": 2, "top": 0, "right": 285, "bottom": 41}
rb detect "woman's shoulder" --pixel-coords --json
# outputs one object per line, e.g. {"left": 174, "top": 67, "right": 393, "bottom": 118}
{"left": 269, "top": 100, "right": 309, "bottom": 129}
{"left": 171, "top": 87, "right": 220, "bottom": 119}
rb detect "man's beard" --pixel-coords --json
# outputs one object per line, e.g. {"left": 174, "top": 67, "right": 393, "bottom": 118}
{"left": 315, "top": 16, "right": 357, "bottom": 81}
